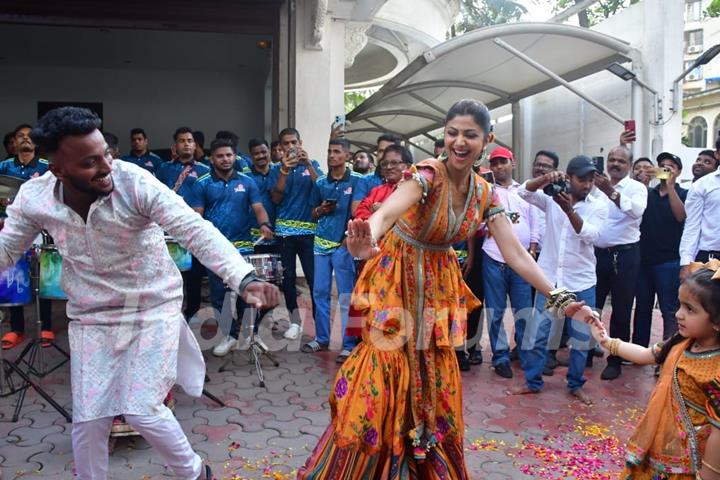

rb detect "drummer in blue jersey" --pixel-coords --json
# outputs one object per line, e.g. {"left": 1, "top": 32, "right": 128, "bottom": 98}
{"left": 245, "top": 138, "right": 278, "bottom": 254}
{"left": 301, "top": 138, "right": 365, "bottom": 364}
{"left": 270, "top": 127, "right": 323, "bottom": 341}
{"left": 120, "top": 128, "right": 163, "bottom": 174}
{"left": 188, "top": 138, "right": 274, "bottom": 356}
{"left": 156, "top": 127, "right": 211, "bottom": 320}
{"left": 0, "top": 123, "right": 53, "bottom": 350}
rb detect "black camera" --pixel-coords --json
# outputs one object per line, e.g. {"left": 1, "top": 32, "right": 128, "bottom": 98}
{"left": 543, "top": 180, "right": 570, "bottom": 197}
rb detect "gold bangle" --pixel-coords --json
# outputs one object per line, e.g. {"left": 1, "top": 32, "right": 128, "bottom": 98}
{"left": 703, "top": 459, "right": 720, "bottom": 475}
{"left": 610, "top": 338, "right": 622, "bottom": 357}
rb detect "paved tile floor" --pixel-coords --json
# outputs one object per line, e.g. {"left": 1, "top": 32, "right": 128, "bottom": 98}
{"left": 1, "top": 287, "right": 661, "bottom": 479}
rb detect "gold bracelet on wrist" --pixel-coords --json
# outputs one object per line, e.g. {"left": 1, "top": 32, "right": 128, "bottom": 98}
{"left": 703, "top": 459, "right": 720, "bottom": 475}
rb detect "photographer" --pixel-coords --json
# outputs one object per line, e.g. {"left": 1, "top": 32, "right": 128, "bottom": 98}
{"left": 270, "top": 127, "right": 323, "bottom": 340}
{"left": 516, "top": 156, "right": 608, "bottom": 404}
{"left": 593, "top": 145, "right": 648, "bottom": 381}
{"left": 633, "top": 153, "right": 686, "bottom": 354}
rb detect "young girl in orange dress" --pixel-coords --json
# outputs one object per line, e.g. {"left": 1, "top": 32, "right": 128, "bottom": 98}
{"left": 297, "top": 99, "right": 594, "bottom": 479}
{"left": 587, "top": 260, "right": 720, "bottom": 480}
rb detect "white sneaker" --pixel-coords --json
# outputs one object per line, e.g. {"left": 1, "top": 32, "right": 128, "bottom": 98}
{"left": 283, "top": 323, "right": 301, "bottom": 340}
{"left": 212, "top": 336, "right": 239, "bottom": 357}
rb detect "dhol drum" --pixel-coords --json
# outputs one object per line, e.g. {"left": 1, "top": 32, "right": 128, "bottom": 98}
{"left": 242, "top": 254, "right": 283, "bottom": 284}
{"left": 165, "top": 236, "right": 192, "bottom": 272}
{"left": 0, "top": 250, "right": 32, "bottom": 306}
{"left": 39, "top": 245, "right": 67, "bottom": 300}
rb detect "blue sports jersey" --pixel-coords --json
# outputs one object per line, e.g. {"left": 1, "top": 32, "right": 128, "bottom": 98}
{"left": 156, "top": 160, "right": 210, "bottom": 205}
{"left": 0, "top": 156, "right": 49, "bottom": 181}
{"left": 311, "top": 169, "right": 366, "bottom": 254}
{"left": 120, "top": 151, "right": 163, "bottom": 174}
{"left": 244, "top": 164, "right": 277, "bottom": 244}
{"left": 270, "top": 160, "right": 324, "bottom": 237}
{"left": 187, "top": 171, "right": 262, "bottom": 254}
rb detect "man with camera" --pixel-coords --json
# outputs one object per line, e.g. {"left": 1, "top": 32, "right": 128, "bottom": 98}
{"left": 271, "top": 128, "right": 323, "bottom": 340}
{"left": 633, "top": 153, "right": 686, "bottom": 352}
{"left": 592, "top": 145, "right": 648, "bottom": 380}
{"left": 516, "top": 156, "right": 607, "bottom": 404}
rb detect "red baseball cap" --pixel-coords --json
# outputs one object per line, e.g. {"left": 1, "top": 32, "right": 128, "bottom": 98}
{"left": 488, "top": 146, "right": 514, "bottom": 162}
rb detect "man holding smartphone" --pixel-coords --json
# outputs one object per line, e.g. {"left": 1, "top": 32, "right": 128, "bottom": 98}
{"left": 633, "top": 152, "right": 686, "bottom": 353}
{"left": 592, "top": 145, "right": 648, "bottom": 380}
{"left": 271, "top": 128, "right": 323, "bottom": 340}
{"left": 302, "top": 138, "right": 365, "bottom": 363}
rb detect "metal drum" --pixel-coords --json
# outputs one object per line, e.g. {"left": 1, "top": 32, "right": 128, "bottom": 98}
{"left": 242, "top": 254, "right": 283, "bottom": 284}
{"left": 0, "top": 250, "right": 32, "bottom": 306}
{"left": 39, "top": 245, "right": 67, "bottom": 300}
{"left": 165, "top": 236, "right": 192, "bottom": 272}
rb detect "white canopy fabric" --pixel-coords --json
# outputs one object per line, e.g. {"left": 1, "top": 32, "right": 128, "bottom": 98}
{"left": 345, "top": 22, "right": 637, "bottom": 153}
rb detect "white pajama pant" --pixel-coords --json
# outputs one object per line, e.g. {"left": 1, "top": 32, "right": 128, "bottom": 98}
{"left": 72, "top": 405, "right": 202, "bottom": 479}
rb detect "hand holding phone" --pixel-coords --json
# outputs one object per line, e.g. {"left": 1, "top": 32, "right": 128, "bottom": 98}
{"left": 284, "top": 147, "right": 299, "bottom": 168}
{"left": 621, "top": 120, "right": 636, "bottom": 144}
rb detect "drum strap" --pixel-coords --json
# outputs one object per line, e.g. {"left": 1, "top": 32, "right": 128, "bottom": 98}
{"left": 172, "top": 164, "right": 194, "bottom": 192}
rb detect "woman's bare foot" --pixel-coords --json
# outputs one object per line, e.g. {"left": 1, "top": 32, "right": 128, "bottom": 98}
{"left": 570, "top": 388, "right": 593, "bottom": 405}
{"left": 506, "top": 385, "right": 540, "bottom": 396}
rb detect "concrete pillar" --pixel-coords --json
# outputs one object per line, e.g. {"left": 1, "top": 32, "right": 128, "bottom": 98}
{"left": 292, "top": 1, "right": 346, "bottom": 169}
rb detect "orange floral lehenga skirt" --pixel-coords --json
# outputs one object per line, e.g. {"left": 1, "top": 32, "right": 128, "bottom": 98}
{"left": 298, "top": 159, "right": 500, "bottom": 479}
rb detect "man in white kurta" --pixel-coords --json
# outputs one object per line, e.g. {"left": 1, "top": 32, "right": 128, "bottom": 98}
{"left": 0, "top": 107, "right": 278, "bottom": 480}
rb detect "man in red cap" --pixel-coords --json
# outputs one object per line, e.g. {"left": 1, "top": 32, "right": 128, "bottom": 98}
{"left": 481, "top": 146, "right": 540, "bottom": 379}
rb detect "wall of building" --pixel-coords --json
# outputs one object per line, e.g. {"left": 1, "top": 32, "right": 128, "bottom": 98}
{"left": 513, "top": 0, "right": 685, "bottom": 181}
{"left": 0, "top": 64, "right": 267, "bottom": 156}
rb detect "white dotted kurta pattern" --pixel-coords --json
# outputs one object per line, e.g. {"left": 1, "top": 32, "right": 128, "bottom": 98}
{"left": 0, "top": 160, "right": 254, "bottom": 422}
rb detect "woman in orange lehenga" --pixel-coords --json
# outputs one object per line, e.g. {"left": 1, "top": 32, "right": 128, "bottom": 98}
{"left": 298, "top": 99, "right": 591, "bottom": 479}
{"left": 586, "top": 262, "right": 720, "bottom": 480}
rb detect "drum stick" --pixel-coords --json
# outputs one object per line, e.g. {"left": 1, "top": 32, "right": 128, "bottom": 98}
{"left": 253, "top": 236, "right": 265, "bottom": 246}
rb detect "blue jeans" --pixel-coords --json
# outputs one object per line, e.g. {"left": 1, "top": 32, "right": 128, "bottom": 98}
{"left": 520, "top": 287, "right": 596, "bottom": 392}
{"left": 632, "top": 260, "right": 680, "bottom": 347}
{"left": 313, "top": 246, "right": 357, "bottom": 351}
{"left": 481, "top": 252, "right": 533, "bottom": 367}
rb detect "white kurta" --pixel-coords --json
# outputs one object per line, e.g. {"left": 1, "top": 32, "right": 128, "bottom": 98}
{"left": 0, "top": 161, "right": 254, "bottom": 422}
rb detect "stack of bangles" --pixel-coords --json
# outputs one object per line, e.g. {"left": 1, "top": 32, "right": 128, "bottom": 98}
{"left": 604, "top": 337, "right": 622, "bottom": 357}
{"left": 544, "top": 287, "right": 577, "bottom": 320}
{"left": 698, "top": 459, "right": 720, "bottom": 479}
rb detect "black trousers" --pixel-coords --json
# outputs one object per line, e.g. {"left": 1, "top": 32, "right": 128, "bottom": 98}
{"left": 277, "top": 235, "right": 315, "bottom": 326}
{"left": 182, "top": 255, "right": 205, "bottom": 320}
{"left": 9, "top": 300, "right": 52, "bottom": 333}
{"left": 465, "top": 236, "right": 485, "bottom": 355}
{"left": 595, "top": 243, "right": 641, "bottom": 366}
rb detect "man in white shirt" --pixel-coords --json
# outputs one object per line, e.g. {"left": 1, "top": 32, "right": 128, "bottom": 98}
{"left": 593, "top": 145, "right": 648, "bottom": 380}
{"left": 517, "top": 156, "right": 608, "bottom": 404}
{"left": 481, "top": 146, "right": 539, "bottom": 379}
{"left": 0, "top": 107, "right": 280, "bottom": 480}
{"left": 679, "top": 166, "right": 720, "bottom": 279}
{"left": 531, "top": 150, "right": 560, "bottom": 251}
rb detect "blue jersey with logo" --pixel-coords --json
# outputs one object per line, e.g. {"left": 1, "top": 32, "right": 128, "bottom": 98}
{"left": 311, "top": 169, "right": 366, "bottom": 254}
{"left": 120, "top": 151, "right": 163, "bottom": 174}
{"left": 156, "top": 160, "right": 210, "bottom": 205}
{"left": 188, "top": 171, "right": 262, "bottom": 253}
{"left": 0, "top": 156, "right": 49, "bottom": 181}
{"left": 270, "top": 160, "right": 324, "bottom": 237}
{"left": 243, "top": 165, "right": 276, "bottom": 244}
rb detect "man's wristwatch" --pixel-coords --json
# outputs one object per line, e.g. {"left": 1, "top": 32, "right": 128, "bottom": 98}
{"left": 609, "top": 190, "right": 619, "bottom": 202}
{"left": 238, "top": 272, "right": 265, "bottom": 293}
{"left": 260, "top": 222, "right": 273, "bottom": 230}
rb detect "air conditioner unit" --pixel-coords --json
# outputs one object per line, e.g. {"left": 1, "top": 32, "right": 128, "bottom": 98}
{"left": 688, "top": 45, "right": 703, "bottom": 53}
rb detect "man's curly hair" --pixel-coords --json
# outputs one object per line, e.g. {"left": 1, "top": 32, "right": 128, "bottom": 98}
{"left": 31, "top": 107, "right": 101, "bottom": 154}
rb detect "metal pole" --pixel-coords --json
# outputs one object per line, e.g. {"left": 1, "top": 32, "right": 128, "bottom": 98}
{"left": 493, "top": 38, "right": 626, "bottom": 125}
